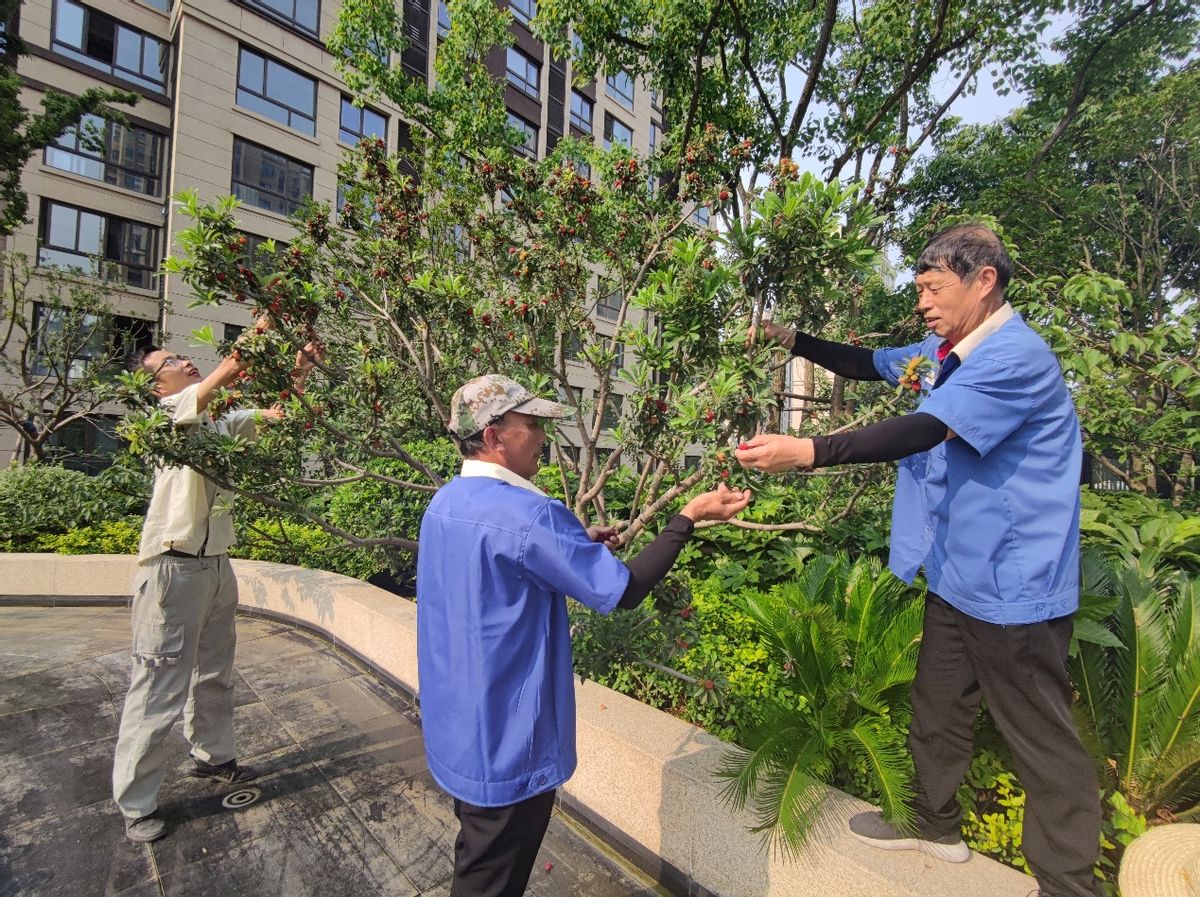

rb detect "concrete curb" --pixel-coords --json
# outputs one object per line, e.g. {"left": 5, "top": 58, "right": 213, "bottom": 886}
{"left": 0, "top": 553, "right": 1035, "bottom": 897}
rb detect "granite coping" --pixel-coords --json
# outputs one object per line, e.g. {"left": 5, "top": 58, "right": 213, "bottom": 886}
{"left": 0, "top": 553, "right": 1036, "bottom": 897}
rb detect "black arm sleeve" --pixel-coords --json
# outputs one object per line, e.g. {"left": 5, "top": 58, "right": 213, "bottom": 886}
{"left": 616, "top": 514, "right": 694, "bottom": 610}
{"left": 811, "top": 412, "right": 948, "bottom": 467}
{"left": 790, "top": 331, "right": 883, "bottom": 381}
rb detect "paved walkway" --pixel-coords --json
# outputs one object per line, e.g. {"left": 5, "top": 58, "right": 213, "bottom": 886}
{"left": 0, "top": 605, "right": 667, "bottom": 897}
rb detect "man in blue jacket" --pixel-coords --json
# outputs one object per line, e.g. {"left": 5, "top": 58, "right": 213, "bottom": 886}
{"left": 738, "top": 224, "right": 1101, "bottom": 897}
{"left": 418, "top": 374, "right": 751, "bottom": 897}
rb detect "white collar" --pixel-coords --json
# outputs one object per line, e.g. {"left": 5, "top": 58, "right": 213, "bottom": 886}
{"left": 952, "top": 302, "right": 1014, "bottom": 362}
{"left": 460, "top": 459, "right": 545, "bottom": 496}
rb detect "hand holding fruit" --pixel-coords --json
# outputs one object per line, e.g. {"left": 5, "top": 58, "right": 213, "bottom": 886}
{"left": 680, "top": 483, "right": 753, "bottom": 523}
{"left": 735, "top": 434, "right": 814, "bottom": 473}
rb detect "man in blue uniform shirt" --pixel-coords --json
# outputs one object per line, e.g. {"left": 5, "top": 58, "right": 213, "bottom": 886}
{"left": 737, "top": 224, "right": 1101, "bottom": 897}
{"left": 418, "top": 374, "right": 751, "bottom": 897}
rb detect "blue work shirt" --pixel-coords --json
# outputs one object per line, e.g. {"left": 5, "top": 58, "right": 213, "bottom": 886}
{"left": 872, "top": 312, "right": 1082, "bottom": 624}
{"left": 416, "top": 472, "right": 630, "bottom": 807}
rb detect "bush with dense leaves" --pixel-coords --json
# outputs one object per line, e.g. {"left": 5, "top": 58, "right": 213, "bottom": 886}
{"left": 232, "top": 517, "right": 380, "bottom": 580}
{"left": 0, "top": 462, "right": 144, "bottom": 548}
{"left": 324, "top": 438, "right": 461, "bottom": 582}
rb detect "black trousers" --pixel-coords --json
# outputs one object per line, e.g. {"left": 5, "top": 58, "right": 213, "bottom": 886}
{"left": 908, "top": 594, "right": 1102, "bottom": 897}
{"left": 449, "top": 789, "right": 556, "bottom": 897}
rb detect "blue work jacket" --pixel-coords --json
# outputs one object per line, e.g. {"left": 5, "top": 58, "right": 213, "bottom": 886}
{"left": 873, "top": 314, "right": 1082, "bottom": 624}
{"left": 416, "top": 475, "right": 629, "bottom": 806}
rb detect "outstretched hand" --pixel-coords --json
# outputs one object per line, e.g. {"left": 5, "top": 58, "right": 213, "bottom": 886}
{"left": 586, "top": 524, "right": 622, "bottom": 551}
{"left": 294, "top": 341, "right": 325, "bottom": 377}
{"left": 680, "top": 483, "right": 753, "bottom": 523}
{"left": 734, "top": 434, "right": 814, "bottom": 473}
{"left": 746, "top": 319, "right": 797, "bottom": 351}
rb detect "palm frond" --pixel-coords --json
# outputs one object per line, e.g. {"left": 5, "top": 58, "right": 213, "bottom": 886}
{"left": 716, "top": 710, "right": 811, "bottom": 811}
{"left": 1111, "top": 568, "right": 1172, "bottom": 791}
{"left": 1071, "top": 638, "right": 1117, "bottom": 756}
{"left": 845, "top": 719, "right": 915, "bottom": 831}
{"left": 1146, "top": 641, "right": 1200, "bottom": 771}
{"left": 745, "top": 732, "right": 834, "bottom": 857}
{"left": 1136, "top": 739, "right": 1200, "bottom": 819}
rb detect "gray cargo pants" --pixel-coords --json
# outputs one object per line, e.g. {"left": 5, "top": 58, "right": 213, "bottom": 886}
{"left": 112, "top": 553, "right": 239, "bottom": 820}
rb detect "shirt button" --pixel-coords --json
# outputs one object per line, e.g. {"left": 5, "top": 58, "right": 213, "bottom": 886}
{"left": 536, "top": 775, "right": 546, "bottom": 786}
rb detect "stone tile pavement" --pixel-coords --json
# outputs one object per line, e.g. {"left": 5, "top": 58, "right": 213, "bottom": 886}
{"left": 0, "top": 605, "right": 669, "bottom": 897}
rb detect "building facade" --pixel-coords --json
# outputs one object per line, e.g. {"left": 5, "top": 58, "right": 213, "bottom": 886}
{"left": 3, "top": 0, "right": 665, "bottom": 467}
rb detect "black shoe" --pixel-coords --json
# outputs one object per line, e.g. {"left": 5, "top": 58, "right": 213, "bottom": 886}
{"left": 189, "top": 758, "right": 259, "bottom": 784}
{"left": 125, "top": 813, "right": 166, "bottom": 843}
{"left": 848, "top": 810, "right": 971, "bottom": 863}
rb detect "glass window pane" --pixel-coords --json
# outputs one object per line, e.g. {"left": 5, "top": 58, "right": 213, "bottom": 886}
{"left": 115, "top": 26, "right": 142, "bottom": 74}
{"left": 363, "top": 108, "right": 386, "bottom": 140}
{"left": 269, "top": 60, "right": 313, "bottom": 112}
{"left": 296, "top": 0, "right": 318, "bottom": 30}
{"left": 240, "top": 47, "right": 265, "bottom": 92}
{"left": 78, "top": 211, "right": 104, "bottom": 254}
{"left": 54, "top": 0, "right": 85, "bottom": 48}
{"left": 48, "top": 204, "right": 78, "bottom": 248}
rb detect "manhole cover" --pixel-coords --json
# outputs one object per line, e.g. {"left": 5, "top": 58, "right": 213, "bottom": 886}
{"left": 221, "top": 787, "right": 261, "bottom": 809}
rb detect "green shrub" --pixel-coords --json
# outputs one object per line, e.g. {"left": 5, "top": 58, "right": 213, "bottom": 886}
{"left": 36, "top": 516, "right": 143, "bottom": 555}
{"left": 325, "top": 438, "right": 461, "bottom": 579}
{"left": 958, "top": 749, "right": 1030, "bottom": 873}
{"left": 0, "top": 463, "right": 98, "bottom": 545}
{"left": 0, "top": 460, "right": 149, "bottom": 550}
{"left": 233, "top": 517, "right": 381, "bottom": 580}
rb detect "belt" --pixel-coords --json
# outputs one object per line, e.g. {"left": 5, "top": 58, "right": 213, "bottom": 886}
{"left": 163, "top": 548, "right": 205, "bottom": 559}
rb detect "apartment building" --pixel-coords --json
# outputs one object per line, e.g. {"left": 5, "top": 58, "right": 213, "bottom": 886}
{"left": 3, "top": 0, "right": 666, "bottom": 467}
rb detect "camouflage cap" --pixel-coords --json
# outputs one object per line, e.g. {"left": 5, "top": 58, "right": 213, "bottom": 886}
{"left": 448, "top": 374, "right": 573, "bottom": 437}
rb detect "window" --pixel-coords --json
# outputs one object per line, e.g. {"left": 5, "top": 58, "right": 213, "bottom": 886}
{"left": 50, "top": 416, "right": 124, "bottom": 473}
{"left": 223, "top": 322, "right": 246, "bottom": 344}
{"left": 437, "top": 0, "right": 451, "bottom": 37}
{"left": 240, "top": 232, "right": 287, "bottom": 270}
{"left": 45, "top": 114, "right": 164, "bottom": 196}
{"left": 599, "top": 393, "right": 619, "bottom": 429}
{"left": 231, "top": 138, "right": 313, "bottom": 216}
{"left": 603, "top": 113, "right": 633, "bottom": 150}
{"left": 243, "top": 0, "right": 319, "bottom": 36}
{"left": 509, "top": 0, "right": 535, "bottom": 26}
{"left": 450, "top": 224, "right": 470, "bottom": 262}
{"left": 506, "top": 47, "right": 540, "bottom": 100}
{"left": 565, "top": 335, "right": 583, "bottom": 364}
{"left": 33, "top": 304, "right": 155, "bottom": 379}
{"left": 237, "top": 47, "right": 317, "bottom": 136}
{"left": 569, "top": 91, "right": 592, "bottom": 133}
{"left": 570, "top": 31, "right": 583, "bottom": 59}
{"left": 597, "top": 288, "right": 622, "bottom": 321}
{"left": 507, "top": 112, "right": 538, "bottom": 160}
{"left": 339, "top": 97, "right": 387, "bottom": 145}
{"left": 605, "top": 70, "right": 634, "bottom": 110}
{"left": 137, "top": 0, "right": 170, "bottom": 10}
{"left": 38, "top": 200, "right": 158, "bottom": 289}
{"left": 401, "top": 0, "right": 429, "bottom": 83}
{"left": 52, "top": 0, "right": 168, "bottom": 91}
{"left": 650, "top": 89, "right": 661, "bottom": 111}
{"left": 692, "top": 204, "right": 710, "bottom": 226}
{"left": 648, "top": 121, "right": 662, "bottom": 193}
{"left": 610, "top": 341, "right": 624, "bottom": 375}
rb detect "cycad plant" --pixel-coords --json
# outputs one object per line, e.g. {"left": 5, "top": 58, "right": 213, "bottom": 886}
{"left": 716, "top": 553, "right": 925, "bottom": 855}
{"left": 1072, "top": 552, "right": 1200, "bottom": 822}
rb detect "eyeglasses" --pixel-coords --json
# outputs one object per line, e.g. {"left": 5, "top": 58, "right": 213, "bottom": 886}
{"left": 151, "top": 354, "right": 190, "bottom": 378}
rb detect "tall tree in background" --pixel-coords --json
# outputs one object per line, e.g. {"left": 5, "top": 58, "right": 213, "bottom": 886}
{"left": 904, "top": 1, "right": 1199, "bottom": 499}
{"left": 0, "top": 0, "right": 136, "bottom": 236}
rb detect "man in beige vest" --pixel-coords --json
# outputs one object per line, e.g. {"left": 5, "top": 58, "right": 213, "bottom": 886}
{"left": 112, "top": 327, "right": 321, "bottom": 843}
